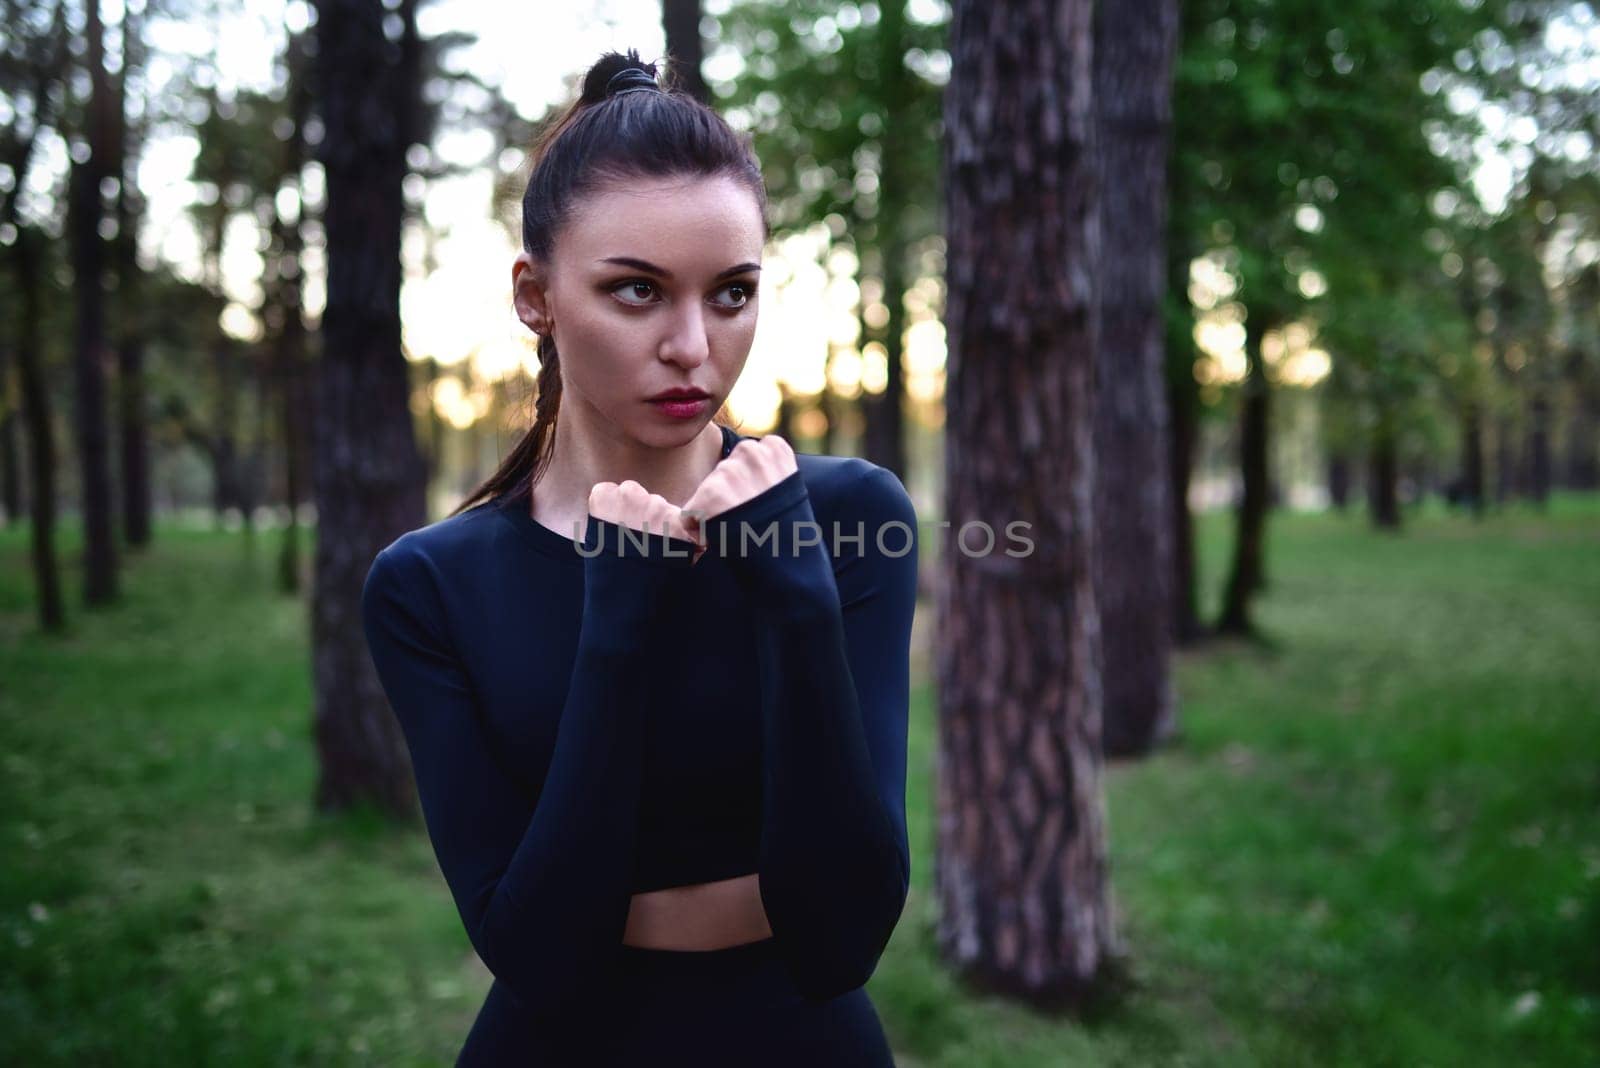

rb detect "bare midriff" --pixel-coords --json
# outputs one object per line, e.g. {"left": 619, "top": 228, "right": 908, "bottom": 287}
{"left": 622, "top": 872, "right": 774, "bottom": 950}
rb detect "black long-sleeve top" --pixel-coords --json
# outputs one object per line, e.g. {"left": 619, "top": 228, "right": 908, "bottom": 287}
{"left": 359, "top": 423, "right": 918, "bottom": 1039}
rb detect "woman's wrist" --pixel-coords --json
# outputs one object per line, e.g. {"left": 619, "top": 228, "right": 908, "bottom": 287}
{"left": 580, "top": 514, "right": 700, "bottom": 568}
{"left": 699, "top": 474, "right": 839, "bottom": 618}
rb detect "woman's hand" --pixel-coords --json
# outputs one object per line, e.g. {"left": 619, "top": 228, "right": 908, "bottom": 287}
{"left": 679, "top": 435, "right": 799, "bottom": 544}
{"left": 588, "top": 479, "right": 705, "bottom": 563}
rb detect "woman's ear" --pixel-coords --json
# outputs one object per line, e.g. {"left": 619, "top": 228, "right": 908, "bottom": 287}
{"left": 511, "top": 252, "right": 554, "bottom": 337}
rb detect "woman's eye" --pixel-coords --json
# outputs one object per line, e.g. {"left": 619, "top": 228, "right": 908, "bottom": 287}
{"left": 611, "top": 280, "right": 659, "bottom": 306}
{"left": 714, "top": 282, "right": 754, "bottom": 310}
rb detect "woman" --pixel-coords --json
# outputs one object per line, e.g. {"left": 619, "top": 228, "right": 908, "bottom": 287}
{"left": 360, "top": 49, "right": 919, "bottom": 1066}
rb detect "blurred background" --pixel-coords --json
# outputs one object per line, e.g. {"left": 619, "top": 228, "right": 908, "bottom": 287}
{"left": 1, "top": 0, "right": 1597, "bottom": 1064}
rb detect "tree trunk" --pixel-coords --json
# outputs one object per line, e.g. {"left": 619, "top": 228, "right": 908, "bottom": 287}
{"left": 1368, "top": 419, "right": 1401, "bottom": 530}
{"left": 661, "top": 0, "right": 709, "bottom": 103}
{"left": 277, "top": 30, "right": 313, "bottom": 594}
{"left": 1327, "top": 453, "right": 1350, "bottom": 511}
{"left": 938, "top": 0, "right": 1119, "bottom": 1006}
{"left": 1494, "top": 411, "right": 1519, "bottom": 504}
{"left": 1167, "top": 373, "right": 1203, "bottom": 643}
{"left": 1525, "top": 389, "right": 1551, "bottom": 509}
{"left": 114, "top": 0, "right": 151, "bottom": 549}
{"left": 0, "top": 344, "right": 21, "bottom": 526}
{"left": 69, "top": 0, "right": 118, "bottom": 604}
{"left": 312, "top": 0, "right": 427, "bottom": 818}
{"left": 1460, "top": 400, "right": 1485, "bottom": 517}
{"left": 210, "top": 338, "right": 244, "bottom": 524}
{"left": 860, "top": 0, "right": 910, "bottom": 482}
{"left": 14, "top": 229, "right": 65, "bottom": 631}
{"left": 776, "top": 379, "right": 802, "bottom": 444}
{"left": 1163, "top": 199, "right": 1203, "bottom": 646}
{"left": 1092, "top": 0, "right": 1179, "bottom": 758}
{"left": 1216, "top": 316, "right": 1270, "bottom": 636}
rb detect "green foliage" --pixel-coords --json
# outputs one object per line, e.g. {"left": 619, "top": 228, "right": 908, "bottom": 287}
{"left": 710, "top": 0, "right": 945, "bottom": 251}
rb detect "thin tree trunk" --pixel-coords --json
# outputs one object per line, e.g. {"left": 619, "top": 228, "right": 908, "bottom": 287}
{"left": 69, "top": 0, "right": 118, "bottom": 603}
{"left": 1092, "top": 0, "right": 1179, "bottom": 758}
{"left": 1494, "top": 411, "right": 1519, "bottom": 504}
{"left": 1167, "top": 373, "right": 1203, "bottom": 642}
{"left": 0, "top": 344, "right": 20, "bottom": 526}
{"left": 1327, "top": 454, "right": 1350, "bottom": 511}
{"left": 15, "top": 229, "right": 64, "bottom": 630}
{"left": 277, "top": 30, "right": 313, "bottom": 594}
{"left": 1164, "top": 202, "right": 1203, "bottom": 645}
{"left": 938, "top": 0, "right": 1119, "bottom": 1006}
{"left": 312, "top": 0, "right": 426, "bottom": 817}
{"left": 860, "top": 0, "right": 910, "bottom": 482}
{"left": 1461, "top": 400, "right": 1485, "bottom": 517}
{"left": 1525, "top": 389, "right": 1551, "bottom": 508}
{"left": 661, "top": 0, "right": 709, "bottom": 103}
{"left": 114, "top": 0, "right": 151, "bottom": 548}
{"left": 1216, "top": 316, "right": 1270, "bottom": 636}
{"left": 1368, "top": 421, "right": 1401, "bottom": 530}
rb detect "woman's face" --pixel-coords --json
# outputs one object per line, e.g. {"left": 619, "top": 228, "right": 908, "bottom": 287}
{"left": 512, "top": 172, "right": 765, "bottom": 451}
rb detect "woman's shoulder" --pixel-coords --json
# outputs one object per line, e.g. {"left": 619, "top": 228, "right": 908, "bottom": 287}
{"left": 783, "top": 452, "right": 918, "bottom": 572}
{"left": 794, "top": 452, "right": 916, "bottom": 527}
{"left": 366, "top": 496, "right": 516, "bottom": 602}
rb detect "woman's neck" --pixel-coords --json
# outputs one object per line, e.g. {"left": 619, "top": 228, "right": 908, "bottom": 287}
{"left": 530, "top": 410, "right": 725, "bottom": 532}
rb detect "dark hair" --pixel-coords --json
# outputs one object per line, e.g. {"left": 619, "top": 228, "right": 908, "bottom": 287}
{"left": 449, "top": 49, "right": 770, "bottom": 519}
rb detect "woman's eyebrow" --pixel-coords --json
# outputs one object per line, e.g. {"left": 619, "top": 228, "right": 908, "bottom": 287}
{"left": 598, "top": 256, "right": 762, "bottom": 281}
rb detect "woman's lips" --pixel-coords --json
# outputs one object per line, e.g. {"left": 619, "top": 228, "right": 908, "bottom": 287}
{"left": 647, "top": 395, "right": 709, "bottom": 418}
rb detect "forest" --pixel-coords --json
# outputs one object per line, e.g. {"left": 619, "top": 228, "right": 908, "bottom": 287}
{"left": 2, "top": 0, "right": 1597, "bottom": 1064}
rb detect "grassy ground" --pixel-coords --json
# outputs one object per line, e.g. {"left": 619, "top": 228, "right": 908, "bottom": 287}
{"left": 2, "top": 497, "right": 1596, "bottom": 1065}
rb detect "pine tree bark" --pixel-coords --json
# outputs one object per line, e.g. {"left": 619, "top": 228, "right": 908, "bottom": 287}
{"left": 312, "top": 0, "right": 427, "bottom": 817}
{"left": 938, "top": 0, "right": 1120, "bottom": 1006}
{"left": 1092, "top": 0, "right": 1179, "bottom": 759}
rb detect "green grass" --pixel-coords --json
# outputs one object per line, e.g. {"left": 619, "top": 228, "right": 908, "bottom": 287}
{"left": 3, "top": 496, "right": 1597, "bottom": 1065}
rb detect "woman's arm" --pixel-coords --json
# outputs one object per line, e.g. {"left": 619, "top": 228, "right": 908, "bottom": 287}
{"left": 360, "top": 516, "right": 696, "bottom": 1020}
{"left": 699, "top": 462, "right": 918, "bottom": 1000}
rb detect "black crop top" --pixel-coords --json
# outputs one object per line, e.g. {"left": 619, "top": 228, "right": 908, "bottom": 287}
{"left": 359, "top": 423, "right": 919, "bottom": 1024}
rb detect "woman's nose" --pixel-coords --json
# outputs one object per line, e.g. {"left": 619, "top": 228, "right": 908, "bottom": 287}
{"left": 659, "top": 301, "right": 710, "bottom": 367}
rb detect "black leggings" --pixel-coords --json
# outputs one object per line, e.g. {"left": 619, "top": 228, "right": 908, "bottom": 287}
{"left": 458, "top": 936, "right": 897, "bottom": 1066}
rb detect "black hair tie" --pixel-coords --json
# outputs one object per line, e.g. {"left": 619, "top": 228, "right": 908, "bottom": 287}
{"left": 606, "top": 67, "right": 660, "bottom": 97}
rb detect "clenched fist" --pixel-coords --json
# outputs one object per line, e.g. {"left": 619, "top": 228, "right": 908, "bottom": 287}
{"left": 588, "top": 479, "right": 704, "bottom": 563}
{"left": 679, "top": 435, "right": 799, "bottom": 545}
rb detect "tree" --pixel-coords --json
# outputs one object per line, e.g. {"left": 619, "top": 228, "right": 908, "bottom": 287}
{"left": 113, "top": 0, "right": 152, "bottom": 548}
{"left": 68, "top": 0, "right": 119, "bottom": 604}
{"left": 1092, "top": 0, "right": 1180, "bottom": 758}
{"left": 937, "top": 0, "right": 1120, "bottom": 1004}
{"left": 311, "top": 0, "right": 426, "bottom": 816}
{"left": 661, "top": 0, "right": 709, "bottom": 103}
{"left": 0, "top": 0, "right": 69, "bottom": 630}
